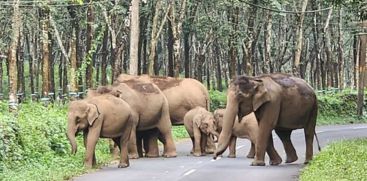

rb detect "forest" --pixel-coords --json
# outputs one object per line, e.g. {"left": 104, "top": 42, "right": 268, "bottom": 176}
{"left": 0, "top": 0, "right": 366, "bottom": 110}
{"left": 1, "top": 0, "right": 367, "bottom": 181}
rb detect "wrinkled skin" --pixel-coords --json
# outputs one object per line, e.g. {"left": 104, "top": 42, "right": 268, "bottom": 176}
{"left": 95, "top": 78, "right": 177, "bottom": 159}
{"left": 214, "top": 109, "right": 257, "bottom": 158}
{"left": 66, "top": 94, "right": 135, "bottom": 168}
{"left": 184, "top": 107, "right": 219, "bottom": 156}
{"left": 117, "top": 74, "right": 214, "bottom": 156}
{"left": 214, "top": 73, "right": 318, "bottom": 166}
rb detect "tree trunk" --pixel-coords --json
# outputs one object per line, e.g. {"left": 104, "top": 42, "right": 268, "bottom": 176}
{"left": 264, "top": 11, "right": 273, "bottom": 73}
{"left": 41, "top": 6, "right": 50, "bottom": 98}
{"left": 167, "top": 21, "right": 174, "bottom": 77}
{"left": 228, "top": 6, "right": 239, "bottom": 79}
{"left": 101, "top": 26, "right": 108, "bottom": 85}
{"left": 215, "top": 41, "right": 223, "bottom": 91}
{"left": 8, "top": 0, "right": 21, "bottom": 109}
{"left": 338, "top": 8, "right": 344, "bottom": 89}
{"left": 293, "top": 0, "right": 309, "bottom": 76}
{"left": 243, "top": 0, "right": 258, "bottom": 75}
{"left": 68, "top": 5, "right": 78, "bottom": 93}
{"left": 129, "top": 0, "right": 140, "bottom": 75}
{"left": 17, "top": 27, "right": 24, "bottom": 98}
{"left": 85, "top": 0, "right": 94, "bottom": 88}
{"left": 357, "top": 21, "right": 367, "bottom": 117}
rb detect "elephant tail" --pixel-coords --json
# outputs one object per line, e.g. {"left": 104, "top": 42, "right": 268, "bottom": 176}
{"left": 314, "top": 132, "right": 321, "bottom": 151}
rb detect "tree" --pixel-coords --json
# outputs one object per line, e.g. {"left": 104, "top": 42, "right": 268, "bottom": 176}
{"left": 129, "top": 0, "right": 140, "bottom": 75}
{"left": 7, "top": 0, "right": 21, "bottom": 110}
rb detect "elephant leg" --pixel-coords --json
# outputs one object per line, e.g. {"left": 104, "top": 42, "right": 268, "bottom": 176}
{"left": 247, "top": 142, "right": 255, "bottom": 158}
{"left": 136, "top": 133, "right": 144, "bottom": 158}
{"left": 109, "top": 140, "right": 120, "bottom": 159}
{"left": 84, "top": 130, "right": 100, "bottom": 168}
{"left": 228, "top": 136, "right": 237, "bottom": 158}
{"left": 304, "top": 112, "right": 317, "bottom": 164}
{"left": 117, "top": 124, "right": 133, "bottom": 168}
{"left": 275, "top": 129, "right": 298, "bottom": 163}
{"left": 200, "top": 134, "right": 207, "bottom": 156}
{"left": 193, "top": 129, "right": 202, "bottom": 156}
{"left": 128, "top": 127, "right": 139, "bottom": 159}
{"left": 205, "top": 136, "right": 216, "bottom": 154}
{"left": 266, "top": 134, "right": 282, "bottom": 166}
{"left": 145, "top": 135, "right": 159, "bottom": 158}
{"left": 83, "top": 131, "right": 97, "bottom": 167}
{"left": 157, "top": 106, "right": 177, "bottom": 158}
{"left": 190, "top": 137, "right": 195, "bottom": 154}
{"left": 251, "top": 123, "right": 272, "bottom": 166}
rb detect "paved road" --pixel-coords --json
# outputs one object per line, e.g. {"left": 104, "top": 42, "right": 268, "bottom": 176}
{"left": 74, "top": 124, "right": 367, "bottom": 181}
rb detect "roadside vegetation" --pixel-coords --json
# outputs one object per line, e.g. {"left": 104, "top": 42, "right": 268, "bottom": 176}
{"left": 300, "top": 139, "right": 367, "bottom": 181}
{"left": 0, "top": 90, "right": 366, "bottom": 180}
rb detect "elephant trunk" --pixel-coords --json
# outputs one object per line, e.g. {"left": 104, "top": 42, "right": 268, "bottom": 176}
{"left": 214, "top": 94, "right": 238, "bottom": 159}
{"left": 67, "top": 124, "right": 78, "bottom": 154}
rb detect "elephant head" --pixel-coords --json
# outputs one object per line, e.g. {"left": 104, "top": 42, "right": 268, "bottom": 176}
{"left": 214, "top": 76, "right": 270, "bottom": 158}
{"left": 195, "top": 114, "right": 220, "bottom": 141}
{"left": 67, "top": 100, "right": 100, "bottom": 154}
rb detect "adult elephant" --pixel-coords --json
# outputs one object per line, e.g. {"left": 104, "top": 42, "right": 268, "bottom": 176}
{"left": 117, "top": 74, "right": 210, "bottom": 125}
{"left": 95, "top": 78, "right": 177, "bottom": 159}
{"left": 67, "top": 94, "right": 136, "bottom": 168}
{"left": 214, "top": 73, "right": 318, "bottom": 166}
{"left": 117, "top": 74, "right": 215, "bottom": 155}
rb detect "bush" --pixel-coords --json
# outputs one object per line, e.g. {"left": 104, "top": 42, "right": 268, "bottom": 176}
{"left": 209, "top": 90, "right": 227, "bottom": 111}
{"left": 300, "top": 139, "right": 367, "bottom": 181}
{"left": 0, "top": 102, "right": 112, "bottom": 181}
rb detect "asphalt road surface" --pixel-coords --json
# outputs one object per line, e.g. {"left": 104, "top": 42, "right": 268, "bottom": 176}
{"left": 74, "top": 124, "right": 367, "bottom": 181}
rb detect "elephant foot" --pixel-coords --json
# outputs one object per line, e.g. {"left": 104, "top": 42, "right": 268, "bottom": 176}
{"left": 251, "top": 160, "right": 266, "bottom": 166}
{"left": 285, "top": 155, "right": 298, "bottom": 163}
{"left": 193, "top": 152, "right": 203, "bottom": 157}
{"left": 246, "top": 153, "right": 255, "bottom": 158}
{"left": 228, "top": 154, "right": 236, "bottom": 158}
{"left": 118, "top": 162, "right": 129, "bottom": 168}
{"left": 205, "top": 148, "right": 215, "bottom": 154}
{"left": 304, "top": 158, "right": 312, "bottom": 164}
{"left": 128, "top": 153, "right": 139, "bottom": 159}
{"left": 269, "top": 158, "right": 282, "bottom": 166}
{"left": 145, "top": 153, "right": 159, "bottom": 158}
{"left": 163, "top": 151, "right": 177, "bottom": 158}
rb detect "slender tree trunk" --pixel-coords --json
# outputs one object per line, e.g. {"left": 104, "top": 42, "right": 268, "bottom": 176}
{"left": 293, "top": 0, "right": 309, "bottom": 76}
{"left": 243, "top": 0, "right": 258, "bottom": 75}
{"left": 228, "top": 6, "right": 239, "bottom": 79}
{"left": 8, "top": 0, "right": 21, "bottom": 109}
{"left": 17, "top": 27, "right": 24, "bottom": 98}
{"left": 214, "top": 40, "right": 223, "bottom": 91}
{"left": 338, "top": 8, "right": 344, "bottom": 89}
{"left": 101, "top": 26, "right": 108, "bottom": 85}
{"left": 49, "top": 32, "right": 55, "bottom": 98}
{"left": 86, "top": 0, "right": 94, "bottom": 88}
{"left": 129, "top": 0, "right": 140, "bottom": 75}
{"left": 184, "top": 30, "right": 190, "bottom": 78}
{"left": 40, "top": 6, "right": 50, "bottom": 98}
{"left": 167, "top": 21, "right": 174, "bottom": 76}
{"left": 357, "top": 21, "right": 367, "bottom": 116}
{"left": 353, "top": 35, "right": 359, "bottom": 88}
{"left": 264, "top": 10, "right": 273, "bottom": 73}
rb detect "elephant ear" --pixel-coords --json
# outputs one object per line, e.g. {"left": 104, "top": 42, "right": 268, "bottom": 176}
{"left": 252, "top": 79, "right": 271, "bottom": 111}
{"left": 87, "top": 104, "right": 100, "bottom": 126}
{"left": 193, "top": 115, "right": 203, "bottom": 127}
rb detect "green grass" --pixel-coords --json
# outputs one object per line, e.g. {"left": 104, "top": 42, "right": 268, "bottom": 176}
{"left": 172, "top": 126, "right": 189, "bottom": 140}
{"left": 300, "top": 139, "right": 367, "bottom": 181}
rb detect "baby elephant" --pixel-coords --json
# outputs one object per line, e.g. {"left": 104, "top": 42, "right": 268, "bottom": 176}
{"left": 214, "top": 109, "right": 258, "bottom": 158}
{"left": 184, "top": 107, "right": 219, "bottom": 156}
{"left": 66, "top": 94, "right": 136, "bottom": 168}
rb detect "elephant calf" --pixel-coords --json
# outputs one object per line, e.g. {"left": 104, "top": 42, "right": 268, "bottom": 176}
{"left": 67, "top": 94, "right": 136, "bottom": 168}
{"left": 214, "top": 109, "right": 258, "bottom": 158}
{"left": 184, "top": 106, "right": 219, "bottom": 156}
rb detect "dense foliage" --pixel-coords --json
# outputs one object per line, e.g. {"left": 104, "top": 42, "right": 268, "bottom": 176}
{"left": 300, "top": 138, "right": 367, "bottom": 181}
{"left": 0, "top": 102, "right": 112, "bottom": 181}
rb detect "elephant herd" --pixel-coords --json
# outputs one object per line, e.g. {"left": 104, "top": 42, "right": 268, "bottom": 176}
{"left": 66, "top": 73, "right": 320, "bottom": 169}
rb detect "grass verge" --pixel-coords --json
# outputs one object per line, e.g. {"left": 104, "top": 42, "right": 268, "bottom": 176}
{"left": 300, "top": 138, "right": 367, "bottom": 181}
